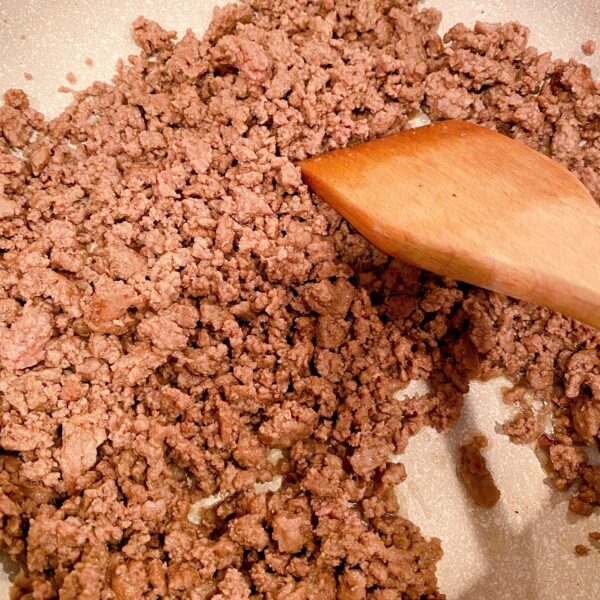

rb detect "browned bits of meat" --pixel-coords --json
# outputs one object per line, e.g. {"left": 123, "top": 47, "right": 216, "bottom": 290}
{"left": 502, "top": 407, "right": 544, "bottom": 444}
{"left": 58, "top": 414, "right": 107, "bottom": 490}
{"left": 549, "top": 444, "right": 587, "bottom": 491}
{"left": 0, "top": 305, "right": 53, "bottom": 370}
{"left": 84, "top": 57, "right": 94, "bottom": 67}
{"left": 582, "top": 39, "right": 596, "bottom": 56}
{"left": 569, "top": 465, "right": 600, "bottom": 515}
{"left": 588, "top": 531, "right": 600, "bottom": 542}
{"left": 65, "top": 72, "right": 77, "bottom": 85}
{"left": 0, "top": 1, "right": 599, "bottom": 598}
{"left": 501, "top": 385, "right": 548, "bottom": 444}
{"left": 23, "top": 72, "right": 33, "bottom": 81}
{"left": 458, "top": 435, "right": 501, "bottom": 508}
{"left": 570, "top": 396, "right": 600, "bottom": 444}
{"left": 575, "top": 544, "right": 591, "bottom": 556}
{"left": 349, "top": 435, "right": 392, "bottom": 477}
{"left": 271, "top": 510, "right": 312, "bottom": 554}
{"left": 258, "top": 402, "right": 318, "bottom": 448}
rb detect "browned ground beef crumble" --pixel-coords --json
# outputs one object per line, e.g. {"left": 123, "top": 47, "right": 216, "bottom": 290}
{"left": 457, "top": 435, "right": 500, "bottom": 509}
{"left": 582, "top": 39, "right": 596, "bottom": 57}
{"left": 0, "top": 1, "right": 599, "bottom": 598}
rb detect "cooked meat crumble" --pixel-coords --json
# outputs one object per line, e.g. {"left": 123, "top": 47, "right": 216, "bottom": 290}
{"left": 0, "top": 1, "right": 598, "bottom": 598}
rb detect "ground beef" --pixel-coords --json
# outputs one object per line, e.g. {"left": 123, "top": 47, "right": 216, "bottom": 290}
{"left": 582, "top": 39, "right": 597, "bottom": 56}
{"left": 457, "top": 435, "right": 500, "bottom": 509}
{"left": 0, "top": 1, "right": 598, "bottom": 598}
{"left": 575, "top": 544, "right": 591, "bottom": 556}
{"left": 500, "top": 385, "right": 548, "bottom": 444}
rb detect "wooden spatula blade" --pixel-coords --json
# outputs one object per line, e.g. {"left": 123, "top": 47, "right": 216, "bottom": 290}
{"left": 301, "top": 120, "right": 600, "bottom": 329}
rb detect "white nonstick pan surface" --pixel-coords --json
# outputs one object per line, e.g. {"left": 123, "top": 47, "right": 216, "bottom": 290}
{"left": 0, "top": 1, "right": 599, "bottom": 598}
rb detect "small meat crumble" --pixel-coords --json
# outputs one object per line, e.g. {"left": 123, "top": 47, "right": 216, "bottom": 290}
{"left": 0, "top": 1, "right": 599, "bottom": 598}
{"left": 582, "top": 39, "right": 596, "bottom": 56}
{"left": 458, "top": 435, "right": 500, "bottom": 509}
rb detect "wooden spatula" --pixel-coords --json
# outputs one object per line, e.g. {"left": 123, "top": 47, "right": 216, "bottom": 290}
{"left": 301, "top": 120, "right": 600, "bottom": 329}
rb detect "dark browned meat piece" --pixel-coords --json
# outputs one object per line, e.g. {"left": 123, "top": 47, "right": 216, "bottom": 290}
{"left": 458, "top": 435, "right": 501, "bottom": 508}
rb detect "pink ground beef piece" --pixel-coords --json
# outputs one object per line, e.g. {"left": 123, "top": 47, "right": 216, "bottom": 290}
{"left": 0, "top": 1, "right": 598, "bottom": 598}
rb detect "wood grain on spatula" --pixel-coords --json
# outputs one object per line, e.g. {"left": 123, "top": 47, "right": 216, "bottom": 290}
{"left": 300, "top": 120, "right": 600, "bottom": 329}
